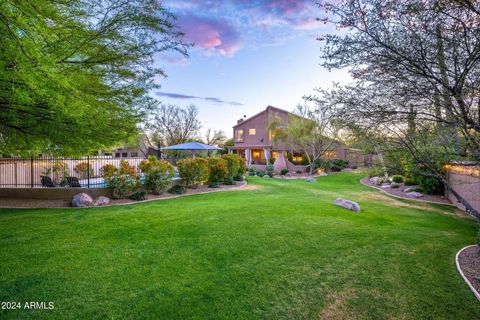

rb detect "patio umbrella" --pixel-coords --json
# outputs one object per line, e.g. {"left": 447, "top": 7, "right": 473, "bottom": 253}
{"left": 159, "top": 141, "right": 224, "bottom": 158}
{"left": 159, "top": 141, "right": 223, "bottom": 151}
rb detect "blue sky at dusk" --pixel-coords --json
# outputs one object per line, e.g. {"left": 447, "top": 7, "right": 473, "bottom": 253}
{"left": 155, "top": 0, "right": 351, "bottom": 136}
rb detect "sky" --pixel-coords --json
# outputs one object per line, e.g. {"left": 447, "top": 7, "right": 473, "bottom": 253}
{"left": 154, "top": 0, "right": 352, "bottom": 138}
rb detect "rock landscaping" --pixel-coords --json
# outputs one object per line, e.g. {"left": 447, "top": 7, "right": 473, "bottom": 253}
{"left": 361, "top": 177, "right": 452, "bottom": 205}
{"left": 72, "top": 193, "right": 93, "bottom": 207}
{"left": 334, "top": 198, "right": 361, "bottom": 212}
{"left": 456, "top": 245, "right": 480, "bottom": 300}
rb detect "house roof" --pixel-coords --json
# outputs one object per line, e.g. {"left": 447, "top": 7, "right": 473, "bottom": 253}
{"left": 233, "top": 105, "right": 303, "bottom": 129}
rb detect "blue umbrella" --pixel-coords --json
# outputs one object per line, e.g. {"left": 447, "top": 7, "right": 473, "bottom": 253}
{"left": 159, "top": 141, "right": 223, "bottom": 151}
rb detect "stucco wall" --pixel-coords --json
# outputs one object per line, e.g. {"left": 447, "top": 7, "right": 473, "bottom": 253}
{"left": 446, "top": 169, "right": 480, "bottom": 213}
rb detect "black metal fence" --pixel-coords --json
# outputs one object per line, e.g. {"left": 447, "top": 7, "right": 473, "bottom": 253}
{"left": 0, "top": 156, "right": 146, "bottom": 188}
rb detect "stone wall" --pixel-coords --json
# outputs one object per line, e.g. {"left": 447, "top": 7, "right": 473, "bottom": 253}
{"left": 446, "top": 165, "right": 480, "bottom": 213}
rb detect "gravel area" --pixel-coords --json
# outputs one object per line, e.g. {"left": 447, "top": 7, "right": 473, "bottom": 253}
{"left": 361, "top": 178, "right": 452, "bottom": 205}
{"left": 458, "top": 245, "right": 480, "bottom": 295}
{"left": 0, "top": 181, "right": 247, "bottom": 208}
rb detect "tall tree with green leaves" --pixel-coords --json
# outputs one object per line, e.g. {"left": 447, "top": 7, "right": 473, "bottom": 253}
{"left": 0, "top": 0, "right": 189, "bottom": 155}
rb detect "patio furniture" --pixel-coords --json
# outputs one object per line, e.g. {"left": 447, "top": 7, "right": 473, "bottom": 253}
{"left": 66, "top": 176, "right": 81, "bottom": 188}
{"left": 40, "top": 176, "right": 55, "bottom": 188}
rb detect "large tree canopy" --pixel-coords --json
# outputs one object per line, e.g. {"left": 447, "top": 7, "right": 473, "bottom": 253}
{"left": 316, "top": 0, "right": 480, "bottom": 219}
{"left": 0, "top": 0, "right": 188, "bottom": 155}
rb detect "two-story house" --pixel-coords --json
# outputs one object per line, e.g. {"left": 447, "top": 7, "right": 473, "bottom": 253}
{"left": 227, "top": 105, "right": 370, "bottom": 172}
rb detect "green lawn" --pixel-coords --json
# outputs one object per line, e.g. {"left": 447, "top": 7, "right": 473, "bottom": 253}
{"left": 0, "top": 172, "right": 478, "bottom": 319}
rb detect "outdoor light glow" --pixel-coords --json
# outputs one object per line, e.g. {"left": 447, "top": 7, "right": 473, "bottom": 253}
{"left": 443, "top": 164, "right": 480, "bottom": 177}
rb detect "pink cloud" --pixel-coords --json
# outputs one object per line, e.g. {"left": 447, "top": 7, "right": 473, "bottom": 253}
{"left": 178, "top": 15, "right": 242, "bottom": 56}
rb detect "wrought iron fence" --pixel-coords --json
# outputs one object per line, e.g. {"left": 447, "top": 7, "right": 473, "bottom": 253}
{"left": 0, "top": 156, "right": 147, "bottom": 188}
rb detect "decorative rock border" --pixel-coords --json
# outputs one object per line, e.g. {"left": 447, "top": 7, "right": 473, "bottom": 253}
{"left": 0, "top": 181, "right": 248, "bottom": 209}
{"left": 455, "top": 245, "right": 480, "bottom": 302}
{"left": 359, "top": 178, "right": 456, "bottom": 207}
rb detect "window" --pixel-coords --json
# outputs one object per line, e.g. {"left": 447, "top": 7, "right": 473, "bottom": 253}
{"left": 235, "top": 129, "right": 244, "bottom": 142}
{"left": 131, "top": 152, "right": 138, "bottom": 157}
{"left": 115, "top": 153, "right": 121, "bottom": 158}
{"left": 122, "top": 152, "right": 128, "bottom": 157}
{"left": 248, "top": 128, "right": 256, "bottom": 135}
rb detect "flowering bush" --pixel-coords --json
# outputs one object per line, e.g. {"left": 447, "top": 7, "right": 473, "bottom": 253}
{"left": 100, "top": 162, "right": 139, "bottom": 199}
{"left": 177, "top": 158, "right": 209, "bottom": 188}
{"left": 74, "top": 161, "right": 94, "bottom": 179}
{"left": 100, "top": 164, "right": 117, "bottom": 178}
{"left": 206, "top": 158, "right": 229, "bottom": 187}
{"left": 139, "top": 156, "right": 174, "bottom": 194}
{"left": 119, "top": 159, "right": 137, "bottom": 177}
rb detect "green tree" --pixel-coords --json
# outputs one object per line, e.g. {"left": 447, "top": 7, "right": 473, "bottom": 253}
{"left": 0, "top": 0, "right": 189, "bottom": 155}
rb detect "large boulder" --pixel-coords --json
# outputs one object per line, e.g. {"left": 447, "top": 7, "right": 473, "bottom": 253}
{"left": 72, "top": 193, "right": 93, "bottom": 207}
{"left": 407, "top": 191, "right": 424, "bottom": 198}
{"left": 306, "top": 177, "right": 317, "bottom": 183}
{"left": 334, "top": 198, "right": 361, "bottom": 212}
{"left": 93, "top": 196, "right": 110, "bottom": 206}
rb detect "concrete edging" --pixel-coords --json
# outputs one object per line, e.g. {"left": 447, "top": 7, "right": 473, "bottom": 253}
{"left": 359, "top": 178, "right": 456, "bottom": 207}
{"left": 455, "top": 244, "right": 480, "bottom": 302}
{"left": 0, "top": 180, "right": 248, "bottom": 209}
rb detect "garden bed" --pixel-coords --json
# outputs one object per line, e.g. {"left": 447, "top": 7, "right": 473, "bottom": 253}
{"left": 456, "top": 245, "right": 480, "bottom": 301}
{"left": 360, "top": 178, "right": 452, "bottom": 205}
{"left": 0, "top": 181, "right": 247, "bottom": 208}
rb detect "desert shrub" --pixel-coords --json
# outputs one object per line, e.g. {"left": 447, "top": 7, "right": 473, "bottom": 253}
{"left": 404, "top": 177, "right": 415, "bottom": 186}
{"left": 129, "top": 189, "right": 146, "bottom": 201}
{"left": 248, "top": 167, "right": 257, "bottom": 176}
{"left": 330, "top": 165, "right": 342, "bottom": 172}
{"left": 413, "top": 175, "right": 444, "bottom": 195}
{"left": 139, "top": 156, "right": 174, "bottom": 194}
{"left": 332, "top": 159, "right": 349, "bottom": 168}
{"left": 221, "top": 154, "right": 240, "bottom": 183}
{"left": 280, "top": 168, "right": 289, "bottom": 175}
{"left": 256, "top": 169, "right": 266, "bottom": 177}
{"left": 105, "top": 174, "right": 140, "bottom": 199}
{"left": 391, "top": 175, "right": 404, "bottom": 183}
{"left": 206, "top": 158, "right": 229, "bottom": 187}
{"left": 266, "top": 163, "right": 274, "bottom": 172}
{"left": 168, "top": 184, "right": 186, "bottom": 194}
{"left": 367, "top": 166, "right": 384, "bottom": 178}
{"left": 177, "top": 158, "right": 209, "bottom": 188}
{"left": 119, "top": 159, "right": 137, "bottom": 177}
{"left": 74, "top": 161, "right": 94, "bottom": 179}
{"left": 100, "top": 164, "right": 117, "bottom": 178}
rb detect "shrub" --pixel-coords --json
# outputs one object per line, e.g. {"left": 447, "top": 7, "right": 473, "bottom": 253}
{"left": 177, "top": 158, "right": 209, "bottom": 188}
{"left": 350, "top": 165, "right": 358, "bottom": 169}
{"left": 129, "top": 189, "right": 146, "bottom": 201}
{"left": 74, "top": 161, "right": 94, "bottom": 179}
{"left": 280, "top": 168, "right": 289, "bottom": 175}
{"left": 330, "top": 165, "right": 342, "bottom": 172}
{"left": 100, "top": 164, "right": 117, "bottom": 178}
{"left": 221, "top": 154, "right": 240, "bottom": 182}
{"left": 413, "top": 175, "right": 444, "bottom": 195}
{"left": 367, "top": 166, "right": 384, "bottom": 178}
{"left": 168, "top": 184, "right": 186, "bottom": 194}
{"left": 139, "top": 156, "right": 174, "bottom": 194}
{"left": 263, "top": 175, "right": 270, "bottom": 178}
{"left": 235, "top": 155, "right": 247, "bottom": 180}
{"left": 404, "top": 177, "right": 415, "bottom": 186}
{"left": 391, "top": 175, "right": 404, "bottom": 183}
{"left": 266, "top": 163, "right": 274, "bottom": 172}
{"left": 256, "top": 170, "right": 266, "bottom": 177}
{"left": 105, "top": 174, "right": 140, "bottom": 199}
{"left": 119, "top": 159, "right": 137, "bottom": 177}
{"left": 332, "top": 159, "right": 349, "bottom": 168}
{"left": 248, "top": 167, "right": 257, "bottom": 176}
{"left": 296, "top": 170, "right": 303, "bottom": 174}
{"left": 206, "top": 158, "right": 229, "bottom": 187}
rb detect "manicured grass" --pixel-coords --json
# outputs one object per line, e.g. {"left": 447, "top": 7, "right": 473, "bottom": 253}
{"left": 0, "top": 172, "right": 478, "bottom": 319}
